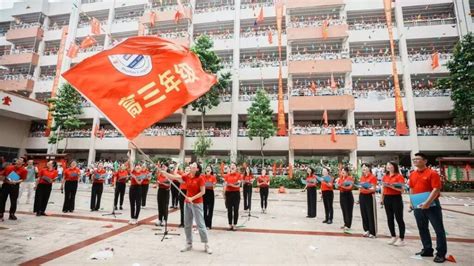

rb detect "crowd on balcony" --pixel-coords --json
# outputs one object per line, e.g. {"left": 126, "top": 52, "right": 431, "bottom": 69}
{"left": 356, "top": 125, "right": 399, "bottom": 137}
{"left": 291, "top": 124, "right": 355, "bottom": 135}
{"left": 150, "top": 0, "right": 191, "bottom": 12}
{"left": 194, "top": 29, "right": 233, "bottom": 40}
{"left": 157, "top": 30, "right": 188, "bottom": 39}
{"left": 240, "top": 25, "right": 281, "bottom": 38}
{"left": 195, "top": 1, "right": 235, "bottom": 14}
{"left": 288, "top": 15, "right": 345, "bottom": 28}
{"left": 186, "top": 127, "right": 231, "bottom": 137}
{"left": 240, "top": 0, "right": 273, "bottom": 9}
{"left": 219, "top": 90, "right": 232, "bottom": 102}
{"left": 417, "top": 125, "right": 468, "bottom": 136}
{"left": 348, "top": 17, "right": 390, "bottom": 30}
{"left": 48, "top": 21, "right": 69, "bottom": 31}
{"left": 404, "top": 13, "right": 456, "bottom": 27}
{"left": 81, "top": 44, "right": 104, "bottom": 53}
{"left": 289, "top": 46, "right": 350, "bottom": 61}
{"left": 411, "top": 79, "right": 451, "bottom": 97}
{"left": 0, "top": 73, "right": 33, "bottom": 81}
{"left": 78, "top": 19, "right": 106, "bottom": 28}
{"left": 290, "top": 78, "right": 349, "bottom": 97}
{"left": 407, "top": 47, "right": 453, "bottom": 62}
{"left": 113, "top": 13, "right": 143, "bottom": 24}
{"left": 1, "top": 45, "right": 35, "bottom": 56}
{"left": 38, "top": 74, "right": 55, "bottom": 81}
{"left": 239, "top": 85, "right": 288, "bottom": 101}
{"left": 240, "top": 53, "right": 285, "bottom": 68}
{"left": 351, "top": 47, "right": 399, "bottom": 63}
{"left": 10, "top": 22, "right": 41, "bottom": 30}
{"left": 43, "top": 46, "right": 60, "bottom": 56}
{"left": 143, "top": 125, "right": 183, "bottom": 136}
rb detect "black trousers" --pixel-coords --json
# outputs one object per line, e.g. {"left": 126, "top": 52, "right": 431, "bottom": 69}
{"left": 225, "top": 191, "right": 240, "bottom": 225}
{"left": 0, "top": 183, "right": 19, "bottom": 215}
{"left": 129, "top": 185, "right": 142, "bottom": 219}
{"left": 171, "top": 181, "right": 180, "bottom": 207}
{"left": 359, "top": 193, "right": 377, "bottom": 236}
{"left": 62, "top": 181, "right": 78, "bottom": 212}
{"left": 259, "top": 187, "right": 269, "bottom": 209}
{"left": 178, "top": 189, "right": 187, "bottom": 225}
{"left": 35, "top": 183, "right": 52, "bottom": 214}
{"left": 307, "top": 187, "right": 317, "bottom": 217}
{"left": 203, "top": 189, "right": 215, "bottom": 228}
{"left": 322, "top": 190, "right": 334, "bottom": 221}
{"left": 243, "top": 183, "right": 252, "bottom": 210}
{"left": 383, "top": 194, "right": 405, "bottom": 239}
{"left": 413, "top": 200, "right": 447, "bottom": 257}
{"left": 340, "top": 191, "right": 354, "bottom": 228}
{"left": 157, "top": 188, "right": 170, "bottom": 222}
{"left": 114, "top": 182, "right": 126, "bottom": 208}
{"left": 90, "top": 183, "right": 103, "bottom": 210}
{"left": 141, "top": 184, "right": 149, "bottom": 207}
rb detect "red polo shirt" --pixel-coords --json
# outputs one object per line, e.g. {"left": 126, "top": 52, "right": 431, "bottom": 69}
{"left": 178, "top": 171, "right": 188, "bottom": 190}
{"left": 320, "top": 176, "right": 333, "bottom": 191}
{"left": 2, "top": 165, "right": 27, "bottom": 182}
{"left": 130, "top": 170, "right": 142, "bottom": 186}
{"left": 306, "top": 175, "right": 317, "bottom": 188}
{"left": 258, "top": 175, "right": 270, "bottom": 188}
{"left": 64, "top": 167, "right": 80, "bottom": 181}
{"left": 93, "top": 169, "right": 106, "bottom": 184}
{"left": 157, "top": 174, "right": 171, "bottom": 189}
{"left": 224, "top": 172, "right": 242, "bottom": 192}
{"left": 409, "top": 168, "right": 441, "bottom": 197}
{"left": 141, "top": 170, "right": 150, "bottom": 185}
{"left": 359, "top": 173, "right": 377, "bottom": 194}
{"left": 38, "top": 168, "right": 58, "bottom": 184}
{"left": 114, "top": 170, "right": 129, "bottom": 183}
{"left": 242, "top": 174, "right": 253, "bottom": 184}
{"left": 203, "top": 174, "right": 217, "bottom": 190}
{"left": 338, "top": 176, "right": 354, "bottom": 192}
{"left": 183, "top": 174, "right": 205, "bottom": 204}
{"left": 383, "top": 173, "right": 405, "bottom": 195}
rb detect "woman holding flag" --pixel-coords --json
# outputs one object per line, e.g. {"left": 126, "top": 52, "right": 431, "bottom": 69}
{"left": 203, "top": 166, "right": 217, "bottom": 229}
{"left": 359, "top": 163, "right": 378, "bottom": 238}
{"left": 223, "top": 163, "right": 242, "bottom": 231}
{"left": 158, "top": 162, "right": 212, "bottom": 254}
{"left": 129, "top": 164, "right": 143, "bottom": 225}
{"left": 338, "top": 167, "right": 354, "bottom": 232}
{"left": 257, "top": 168, "right": 270, "bottom": 213}
{"left": 61, "top": 161, "right": 81, "bottom": 213}
{"left": 90, "top": 163, "right": 106, "bottom": 212}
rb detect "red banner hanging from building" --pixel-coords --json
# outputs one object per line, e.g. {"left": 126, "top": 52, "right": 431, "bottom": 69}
{"left": 275, "top": 0, "right": 286, "bottom": 136}
{"left": 383, "top": 0, "right": 408, "bottom": 136}
{"left": 45, "top": 26, "right": 68, "bottom": 137}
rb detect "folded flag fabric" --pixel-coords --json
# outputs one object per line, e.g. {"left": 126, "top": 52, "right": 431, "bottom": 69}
{"left": 410, "top": 192, "right": 436, "bottom": 209}
{"left": 41, "top": 176, "right": 53, "bottom": 183}
{"left": 95, "top": 174, "right": 107, "bottom": 180}
{"left": 356, "top": 182, "right": 372, "bottom": 189}
{"left": 383, "top": 182, "right": 405, "bottom": 189}
{"left": 318, "top": 176, "right": 331, "bottom": 183}
{"left": 343, "top": 181, "right": 353, "bottom": 186}
{"left": 205, "top": 181, "right": 213, "bottom": 187}
{"left": 7, "top": 171, "right": 21, "bottom": 181}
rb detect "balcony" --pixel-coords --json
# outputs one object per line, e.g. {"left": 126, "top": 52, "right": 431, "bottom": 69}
{"left": 238, "top": 136, "right": 289, "bottom": 151}
{"left": 407, "top": 58, "right": 449, "bottom": 74}
{"left": 129, "top": 135, "right": 183, "bottom": 150}
{"left": 95, "top": 137, "right": 129, "bottom": 150}
{"left": 0, "top": 78, "right": 34, "bottom": 93}
{"left": 6, "top": 26, "right": 43, "bottom": 42}
{"left": 418, "top": 136, "right": 470, "bottom": 152}
{"left": 413, "top": 96, "right": 452, "bottom": 112}
{"left": 357, "top": 136, "right": 412, "bottom": 152}
{"left": 405, "top": 23, "right": 458, "bottom": 40}
{"left": 141, "top": 8, "right": 192, "bottom": 24}
{"left": 290, "top": 95, "right": 354, "bottom": 111}
{"left": 287, "top": 0, "right": 344, "bottom": 9}
{"left": 287, "top": 24, "right": 348, "bottom": 40}
{"left": 290, "top": 134, "right": 357, "bottom": 151}
{"left": 239, "top": 34, "right": 287, "bottom": 49}
{"left": 352, "top": 60, "right": 403, "bottom": 76}
{"left": 348, "top": 27, "right": 398, "bottom": 43}
{"left": 288, "top": 59, "right": 351, "bottom": 74}
{"left": 0, "top": 52, "right": 39, "bottom": 66}
{"left": 239, "top": 65, "right": 288, "bottom": 80}
{"left": 184, "top": 137, "right": 232, "bottom": 151}
{"left": 194, "top": 7, "right": 234, "bottom": 24}
{"left": 355, "top": 97, "right": 408, "bottom": 113}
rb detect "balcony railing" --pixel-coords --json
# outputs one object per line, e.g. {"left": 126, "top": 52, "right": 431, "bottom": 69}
{"left": 289, "top": 51, "right": 349, "bottom": 61}
{"left": 404, "top": 17, "right": 456, "bottom": 27}
{"left": 408, "top": 52, "right": 452, "bottom": 62}
{"left": 288, "top": 18, "right": 345, "bottom": 29}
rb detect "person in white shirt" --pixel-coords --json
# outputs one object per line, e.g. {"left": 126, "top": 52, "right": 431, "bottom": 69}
{"left": 19, "top": 160, "right": 38, "bottom": 204}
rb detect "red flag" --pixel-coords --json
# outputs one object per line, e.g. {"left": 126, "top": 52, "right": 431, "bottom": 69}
{"left": 175, "top": 0, "right": 185, "bottom": 23}
{"left": 431, "top": 51, "right": 439, "bottom": 69}
{"left": 330, "top": 127, "right": 337, "bottom": 143}
{"left": 150, "top": 11, "right": 156, "bottom": 27}
{"left": 267, "top": 30, "right": 273, "bottom": 44}
{"left": 310, "top": 81, "right": 317, "bottom": 94}
{"left": 288, "top": 163, "right": 293, "bottom": 179}
{"left": 90, "top": 17, "right": 101, "bottom": 35}
{"left": 80, "top": 35, "right": 97, "bottom": 49}
{"left": 278, "top": 163, "right": 283, "bottom": 175}
{"left": 322, "top": 20, "right": 329, "bottom": 40}
{"left": 256, "top": 7, "right": 264, "bottom": 24}
{"left": 62, "top": 36, "right": 217, "bottom": 140}
{"left": 272, "top": 162, "right": 277, "bottom": 176}
{"left": 330, "top": 73, "right": 337, "bottom": 90}
{"left": 66, "top": 43, "right": 79, "bottom": 58}
{"left": 322, "top": 110, "right": 328, "bottom": 127}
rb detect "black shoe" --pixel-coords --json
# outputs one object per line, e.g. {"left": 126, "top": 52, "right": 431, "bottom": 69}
{"left": 322, "top": 220, "right": 328, "bottom": 223}
{"left": 416, "top": 250, "right": 434, "bottom": 257}
{"left": 433, "top": 256, "right": 446, "bottom": 263}
{"left": 9, "top": 214, "right": 17, "bottom": 220}
{"left": 119, "top": 206, "right": 123, "bottom": 210}
{"left": 91, "top": 209, "right": 95, "bottom": 212}
{"left": 36, "top": 212, "right": 41, "bottom": 216}
{"left": 41, "top": 213, "right": 48, "bottom": 216}
{"left": 327, "top": 220, "right": 333, "bottom": 224}
{"left": 70, "top": 210, "right": 74, "bottom": 213}
{"left": 0, "top": 213, "right": 3, "bottom": 221}
{"left": 114, "top": 206, "right": 118, "bottom": 211}
{"left": 178, "top": 224, "right": 184, "bottom": 228}
{"left": 62, "top": 211, "right": 67, "bottom": 213}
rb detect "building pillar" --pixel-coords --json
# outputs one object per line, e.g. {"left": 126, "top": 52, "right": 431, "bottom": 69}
{"left": 349, "top": 150, "right": 357, "bottom": 169}
{"left": 31, "top": 16, "right": 49, "bottom": 99}
{"left": 454, "top": 0, "right": 473, "bottom": 36}
{"left": 394, "top": 2, "right": 419, "bottom": 160}
{"left": 130, "top": 148, "right": 137, "bottom": 167}
{"left": 229, "top": 0, "right": 241, "bottom": 163}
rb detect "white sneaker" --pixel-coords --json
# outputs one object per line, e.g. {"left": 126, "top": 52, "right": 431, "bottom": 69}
{"left": 181, "top": 244, "right": 192, "bottom": 252}
{"left": 387, "top": 237, "right": 397, "bottom": 245}
{"left": 155, "top": 220, "right": 160, "bottom": 226}
{"left": 394, "top": 238, "right": 405, "bottom": 247}
{"left": 128, "top": 219, "right": 134, "bottom": 225}
{"left": 368, "top": 234, "right": 376, "bottom": 239}
{"left": 362, "top": 231, "right": 370, "bottom": 237}
{"left": 204, "top": 244, "right": 212, "bottom": 254}
{"left": 142, "top": 206, "right": 146, "bottom": 209}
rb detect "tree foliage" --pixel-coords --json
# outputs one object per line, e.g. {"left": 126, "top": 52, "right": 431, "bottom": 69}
{"left": 48, "top": 83, "right": 85, "bottom": 152}
{"left": 247, "top": 89, "right": 277, "bottom": 167}
{"left": 437, "top": 33, "right": 474, "bottom": 139}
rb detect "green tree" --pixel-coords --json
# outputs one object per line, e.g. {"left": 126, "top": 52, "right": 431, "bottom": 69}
{"left": 437, "top": 33, "right": 474, "bottom": 152}
{"left": 247, "top": 89, "right": 277, "bottom": 168}
{"left": 190, "top": 35, "right": 231, "bottom": 160}
{"left": 48, "top": 83, "right": 85, "bottom": 153}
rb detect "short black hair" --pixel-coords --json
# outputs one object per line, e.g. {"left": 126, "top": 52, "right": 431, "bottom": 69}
{"left": 414, "top": 152, "right": 428, "bottom": 160}
{"left": 307, "top": 167, "right": 315, "bottom": 175}
{"left": 342, "top": 166, "right": 351, "bottom": 174}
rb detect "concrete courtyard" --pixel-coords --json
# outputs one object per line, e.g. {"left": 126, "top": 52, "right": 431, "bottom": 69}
{"left": 1, "top": 183, "right": 473, "bottom": 265}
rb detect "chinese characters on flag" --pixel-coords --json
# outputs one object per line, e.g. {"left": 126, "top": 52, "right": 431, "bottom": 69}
{"left": 62, "top": 36, "right": 217, "bottom": 140}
